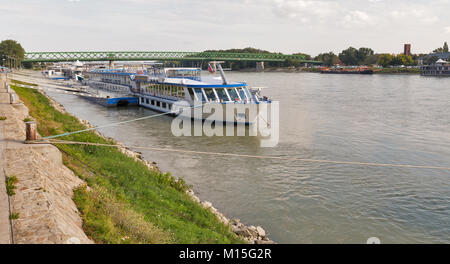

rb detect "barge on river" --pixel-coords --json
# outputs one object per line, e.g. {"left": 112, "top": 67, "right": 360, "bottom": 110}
{"left": 83, "top": 64, "right": 272, "bottom": 124}
{"left": 320, "top": 67, "right": 374, "bottom": 74}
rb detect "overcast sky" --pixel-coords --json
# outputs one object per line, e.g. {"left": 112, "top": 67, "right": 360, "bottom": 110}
{"left": 1, "top": 0, "right": 449, "bottom": 56}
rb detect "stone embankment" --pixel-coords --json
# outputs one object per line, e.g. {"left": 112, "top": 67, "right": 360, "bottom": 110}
{"left": 0, "top": 73, "right": 92, "bottom": 244}
{"left": 188, "top": 191, "right": 275, "bottom": 244}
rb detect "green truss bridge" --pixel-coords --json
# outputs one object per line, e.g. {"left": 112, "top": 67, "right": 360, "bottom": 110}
{"left": 23, "top": 51, "right": 320, "bottom": 64}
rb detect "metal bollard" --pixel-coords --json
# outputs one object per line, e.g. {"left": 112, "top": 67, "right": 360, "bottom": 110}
{"left": 25, "top": 121, "right": 37, "bottom": 141}
{"left": 10, "top": 92, "right": 19, "bottom": 104}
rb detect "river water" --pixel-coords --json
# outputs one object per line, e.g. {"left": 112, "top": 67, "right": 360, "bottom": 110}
{"left": 45, "top": 72, "right": 450, "bottom": 243}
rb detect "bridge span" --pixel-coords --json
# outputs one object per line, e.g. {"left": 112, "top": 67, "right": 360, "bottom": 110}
{"left": 23, "top": 51, "right": 320, "bottom": 64}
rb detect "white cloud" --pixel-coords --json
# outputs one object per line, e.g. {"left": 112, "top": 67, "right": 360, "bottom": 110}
{"left": 271, "top": 0, "right": 339, "bottom": 23}
{"left": 1, "top": 0, "right": 450, "bottom": 55}
{"left": 342, "top": 10, "right": 375, "bottom": 28}
{"left": 390, "top": 8, "right": 439, "bottom": 24}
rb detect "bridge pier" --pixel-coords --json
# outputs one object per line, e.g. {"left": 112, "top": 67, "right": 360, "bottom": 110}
{"left": 256, "top": 61, "right": 264, "bottom": 71}
{"left": 109, "top": 60, "right": 115, "bottom": 69}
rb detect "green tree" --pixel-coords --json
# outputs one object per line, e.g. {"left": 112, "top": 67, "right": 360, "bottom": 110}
{"left": 424, "top": 56, "right": 439, "bottom": 65}
{"left": 293, "top": 52, "right": 312, "bottom": 60}
{"left": 377, "top": 54, "right": 394, "bottom": 67}
{"left": 0, "top": 39, "right": 25, "bottom": 68}
{"left": 363, "top": 54, "right": 379, "bottom": 66}
{"left": 315, "top": 52, "right": 339, "bottom": 66}
{"left": 433, "top": 42, "right": 449, "bottom": 53}
{"left": 391, "top": 54, "right": 415, "bottom": 66}
{"left": 338, "top": 47, "right": 358, "bottom": 65}
{"left": 356, "top": 47, "right": 374, "bottom": 65}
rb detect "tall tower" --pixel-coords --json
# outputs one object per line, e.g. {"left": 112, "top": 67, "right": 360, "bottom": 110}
{"left": 404, "top": 44, "right": 411, "bottom": 56}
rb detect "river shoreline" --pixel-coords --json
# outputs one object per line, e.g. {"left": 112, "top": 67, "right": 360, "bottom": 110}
{"left": 8, "top": 70, "right": 274, "bottom": 244}
{"left": 236, "top": 67, "right": 421, "bottom": 74}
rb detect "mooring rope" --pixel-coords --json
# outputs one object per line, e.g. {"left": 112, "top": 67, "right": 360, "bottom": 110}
{"left": 42, "top": 102, "right": 208, "bottom": 140}
{"left": 27, "top": 139, "right": 450, "bottom": 171}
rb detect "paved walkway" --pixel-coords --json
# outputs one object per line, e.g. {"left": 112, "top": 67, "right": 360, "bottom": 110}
{"left": 0, "top": 74, "right": 12, "bottom": 244}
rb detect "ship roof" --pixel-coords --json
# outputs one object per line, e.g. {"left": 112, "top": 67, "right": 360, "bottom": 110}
{"left": 162, "top": 77, "right": 247, "bottom": 88}
{"left": 165, "top": 67, "right": 201, "bottom": 71}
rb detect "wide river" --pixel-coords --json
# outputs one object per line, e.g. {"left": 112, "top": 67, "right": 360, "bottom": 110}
{"left": 45, "top": 72, "right": 450, "bottom": 243}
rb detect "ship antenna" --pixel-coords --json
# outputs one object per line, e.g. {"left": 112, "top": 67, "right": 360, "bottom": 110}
{"left": 217, "top": 63, "right": 228, "bottom": 85}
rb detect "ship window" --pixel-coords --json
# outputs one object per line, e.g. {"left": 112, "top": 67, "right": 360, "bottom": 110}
{"left": 237, "top": 88, "right": 247, "bottom": 100}
{"left": 168, "top": 103, "right": 172, "bottom": 110}
{"left": 194, "top": 88, "right": 206, "bottom": 102}
{"left": 171, "top": 86, "right": 177, "bottom": 97}
{"left": 203, "top": 88, "right": 217, "bottom": 101}
{"left": 215, "top": 88, "right": 229, "bottom": 101}
{"left": 146, "top": 98, "right": 149, "bottom": 104}
{"left": 244, "top": 88, "right": 251, "bottom": 100}
{"left": 227, "top": 88, "right": 239, "bottom": 101}
{"left": 156, "top": 101, "right": 160, "bottom": 107}
{"left": 179, "top": 87, "right": 185, "bottom": 98}
{"left": 188, "top": 88, "right": 195, "bottom": 100}
{"left": 151, "top": 100, "right": 155, "bottom": 105}
{"left": 162, "top": 102, "right": 167, "bottom": 108}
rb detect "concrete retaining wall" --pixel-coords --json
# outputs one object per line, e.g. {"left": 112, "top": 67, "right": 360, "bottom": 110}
{"left": 0, "top": 73, "right": 92, "bottom": 244}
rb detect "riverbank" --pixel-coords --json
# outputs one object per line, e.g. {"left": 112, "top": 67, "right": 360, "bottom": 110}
{"left": 7, "top": 72, "right": 273, "bottom": 244}
{"left": 238, "top": 67, "right": 421, "bottom": 74}
{"left": 302, "top": 67, "right": 420, "bottom": 74}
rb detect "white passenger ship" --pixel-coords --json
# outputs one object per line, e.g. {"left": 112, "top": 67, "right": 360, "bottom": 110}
{"left": 83, "top": 64, "right": 272, "bottom": 124}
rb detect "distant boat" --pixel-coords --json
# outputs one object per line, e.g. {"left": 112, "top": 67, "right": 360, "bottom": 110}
{"left": 320, "top": 67, "right": 374, "bottom": 74}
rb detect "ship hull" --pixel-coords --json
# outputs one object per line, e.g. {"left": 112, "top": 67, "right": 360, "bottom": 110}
{"left": 137, "top": 95, "right": 269, "bottom": 125}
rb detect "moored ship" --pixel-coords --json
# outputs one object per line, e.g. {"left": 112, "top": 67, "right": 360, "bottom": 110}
{"left": 83, "top": 64, "right": 272, "bottom": 124}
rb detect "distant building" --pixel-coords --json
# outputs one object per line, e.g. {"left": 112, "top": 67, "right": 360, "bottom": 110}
{"left": 404, "top": 44, "right": 411, "bottom": 56}
{"left": 420, "top": 59, "right": 450, "bottom": 76}
{"left": 418, "top": 52, "right": 450, "bottom": 65}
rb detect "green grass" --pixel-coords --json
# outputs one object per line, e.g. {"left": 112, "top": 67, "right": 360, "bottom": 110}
{"left": 301, "top": 67, "right": 322, "bottom": 73}
{"left": 11, "top": 79, "right": 38, "bottom": 87}
{"left": 375, "top": 67, "right": 421, "bottom": 74}
{"left": 11, "top": 84, "right": 243, "bottom": 244}
{"left": 0, "top": 116, "right": 6, "bottom": 121}
{"left": 6, "top": 175, "right": 18, "bottom": 196}
{"left": 24, "top": 117, "right": 33, "bottom": 122}
{"left": 73, "top": 185, "right": 173, "bottom": 244}
{"left": 10, "top": 212, "right": 20, "bottom": 220}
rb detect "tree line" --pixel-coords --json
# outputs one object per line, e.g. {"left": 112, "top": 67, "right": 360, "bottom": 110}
{"left": 314, "top": 47, "right": 417, "bottom": 67}
{"left": 206, "top": 42, "right": 449, "bottom": 68}
{"left": 0, "top": 39, "right": 25, "bottom": 68}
